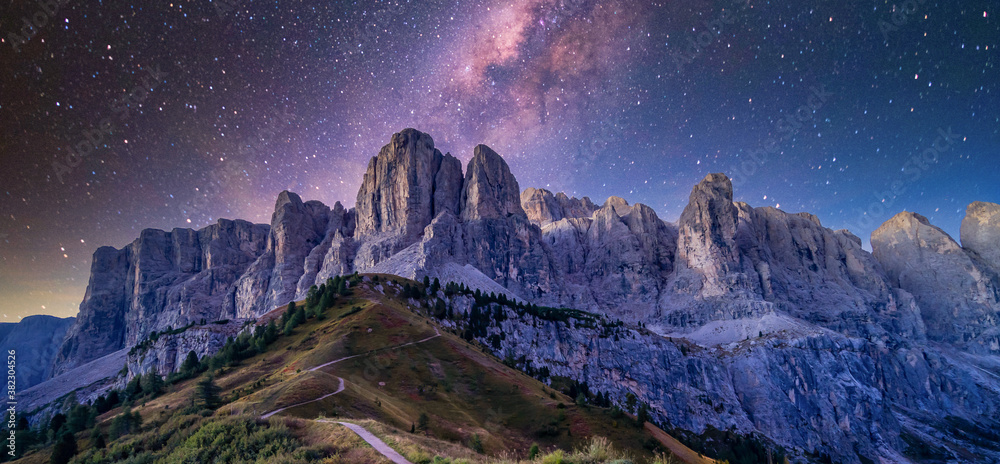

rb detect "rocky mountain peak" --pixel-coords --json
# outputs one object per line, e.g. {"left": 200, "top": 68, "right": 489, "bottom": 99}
{"left": 520, "top": 188, "right": 597, "bottom": 226}
{"left": 961, "top": 201, "right": 1000, "bottom": 272}
{"left": 461, "top": 144, "right": 525, "bottom": 221}
{"left": 355, "top": 128, "right": 462, "bottom": 238}
{"left": 602, "top": 196, "right": 632, "bottom": 216}
{"left": 676, "top": 173, "right": 740, "bottom": 292}
{"left": 873, "top": 210, "right": 1000, "bottom": 350}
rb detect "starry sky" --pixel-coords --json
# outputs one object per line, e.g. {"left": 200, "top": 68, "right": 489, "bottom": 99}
{"left": 0, "top": 1, "right": 997, "bottom": 320}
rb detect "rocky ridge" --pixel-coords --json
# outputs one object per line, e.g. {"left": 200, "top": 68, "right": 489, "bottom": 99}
{"left": 0, "top": 315, "right": 75, "bottom": 389}
{"left": 24, "top": 128, "right": 1000, "bottom": 463}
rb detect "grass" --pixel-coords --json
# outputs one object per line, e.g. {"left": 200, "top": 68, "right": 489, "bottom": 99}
{"left": 12, "top": 275, "right": 709, "bottom": 464}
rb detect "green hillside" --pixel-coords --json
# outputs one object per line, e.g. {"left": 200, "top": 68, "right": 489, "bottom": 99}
{"left": 7, "top": 274, "right": 721, "bottom": 464}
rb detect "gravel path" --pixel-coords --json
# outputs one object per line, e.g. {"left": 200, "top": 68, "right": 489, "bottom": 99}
{"left": 260, "top": 325, "right": 440, "bottom": 419}
{"left": 319, "top": 420, "right": 414, "bottom": 464}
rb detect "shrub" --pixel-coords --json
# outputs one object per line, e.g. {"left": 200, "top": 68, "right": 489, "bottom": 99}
{"left": 528, "top": 443, "right": 540, "bottom": 459}
{"left": 541, "top": 449, "right": 565, "bottom": 464}
{"left": 469, "top": 433, "right": 484, "bottom": 453}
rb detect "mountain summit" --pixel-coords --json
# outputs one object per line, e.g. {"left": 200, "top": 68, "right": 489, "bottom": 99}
{"left": 20, "top": 129, "right": 1000, "bottom": 463}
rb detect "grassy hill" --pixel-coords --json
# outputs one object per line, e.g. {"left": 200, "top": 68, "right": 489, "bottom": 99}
{"left": 8, "top": 274, "right": 722, "bottom": 464}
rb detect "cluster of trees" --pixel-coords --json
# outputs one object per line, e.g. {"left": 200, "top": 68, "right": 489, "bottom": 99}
{"left": 672, "top": 425, "right": 787, "bottom": 464}
{"left": 5, "top": 273, "right": 364, "bottom": 463}
{"left": 0, "top": 393, "right": 101, "bottom": 463}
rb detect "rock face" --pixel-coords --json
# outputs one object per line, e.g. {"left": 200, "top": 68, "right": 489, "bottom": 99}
{"left": 962, "top": 201, "right": 1000, "bottom": 272}
{"left": 675, "top": 173, "right": 742, "bottom": 298}
{"left": 0, "top": 315, "right": 75, "bottom": 389}
{"left": 461, "top": 144, "right": 524, "bottom": 220}
{"left": 872, "top": 211, "right": 999, "bottom": 352}
{"left": 125, "top": 323, "right": 242, "bottom": 377}
{"left": 437, "top": 292, "right": 997, "bottom": 464}
{"left": 520, "top": 187, "right": 597, "bottom": 225}
{"left": 353, "top": 128, "right": 463, "bottom": 269}
{"left": 54, "top": 219, "right": 269, "bottom": 375}
{"left": 37, "top": 128, "right": 1000, "bottom": 463}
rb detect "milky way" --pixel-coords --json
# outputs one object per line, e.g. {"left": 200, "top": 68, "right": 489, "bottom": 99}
{"left": 0, "top": 1, "right": 997, "bottom": 319}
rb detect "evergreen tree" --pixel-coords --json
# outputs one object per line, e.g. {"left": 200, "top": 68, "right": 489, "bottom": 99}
{"left": 196, "top": 375, "right": 222, "bottom": 410}
{"left": 49, "top": 413, "right": 67, "bottom": 435}
{"left": 431, "top": 277, "right": 440, "bottom": 294}
{"left": 337, "top": 278, "right": 349, "bottom": 296}
{"left": 282, "top": 302, "right": 296, "bottom": 326}
{"left": 109, "top": 407, "right": 141, "bottom": 438}
{"left": 637, "top": 402, "right": 651, "bottom": 426}
{"left": 433, "top": 298, "right": 447, "bottom": 318}
{"left": 124, "top": 376, "right": 143, "bottom": 399}
{"left": 417, "top": 412, "right": 430, "bottom": 433}
{"left": 49, "top": 432, "right": 77, "bottom": 464}
{"left": 625, "top": 392, "right": 637, "bottom": 413}
{"left": 66, "top": 404, "right": 93, "bottom": 433}
{"left": 306, "top": 286, "right": 319, "bottom": 309}
{"left": 140, "top": 371, "right": 163, "bottom": 396}
{"left": 180, "top": 350, "right": 200, "bottom": 375}
{"left": 264, "top": 320, "right": 279, "bottom": 344}
{"left": 319, "top": 289, "right": 335, "bottom": 313}
{"left": 422, "top": 275, "right": 430, "bottom": 288}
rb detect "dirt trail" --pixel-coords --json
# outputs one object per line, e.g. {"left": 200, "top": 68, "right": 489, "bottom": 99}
{"left": 258, "top": 324, "right": 441, "bottom": 461}
{"left": 319, "top": 420, "right": 413, "bottom": 464}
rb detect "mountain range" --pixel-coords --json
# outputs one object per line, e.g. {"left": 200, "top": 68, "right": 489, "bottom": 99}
{"left": 13, "top": 128, "right": 1000, "bottom": 463}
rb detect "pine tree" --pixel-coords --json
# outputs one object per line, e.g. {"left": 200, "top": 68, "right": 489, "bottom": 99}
{"left": 434, "top": 298, "right": 447, "bottom": 318}
{"left": 49, "top": 432, "right": 77, "bottom": 464}
{"left": 417, "top": 412, "right": 430, "bottom": 433}
{"left": 197, "top": 375, "right": 222, "bottom": 409}
{"left": 181, "top": 350, "right": 200, "bottom": 375}
{"left": 637, "top": 402, "right": 651, "bottom": 426}
{"left": 282, "top": 302, "right": 296, "bottom": 326}
{"left": 264, "top": 320, "right": 279, "bottom": 344}
{"left": 140, "top": 371, "right": 163, "bottom": 396}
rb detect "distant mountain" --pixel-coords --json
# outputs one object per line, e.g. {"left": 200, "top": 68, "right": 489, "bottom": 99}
{"left": 0, "top": 315, "right": 74, "bottom": 389}
{"left": 27, "top": 128, "right": 1000, "bottom": 463}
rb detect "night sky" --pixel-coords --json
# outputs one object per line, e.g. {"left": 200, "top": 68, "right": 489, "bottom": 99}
{"left": 0, "top": 1, "right": 997, "bottom": 320}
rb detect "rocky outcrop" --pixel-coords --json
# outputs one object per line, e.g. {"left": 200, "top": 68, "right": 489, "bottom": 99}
{"left": 962, "top": 201, "right": 1000, "bottom": 273}
{"left": 54, "top": 219, "right": 269, "bottom": 375}
{"left": 353, "top": 129, "right": 463, "bottom": 269}
{"left": 675, "top": 173, "right": 743, "bottom": 298}
{"left": 461, "top": 144, "right": 525, "bottom": 220}
{"left": 229, "top": 192, "right": 349, "bottom": 318}
{"left": 437, "top": 287, "right": 999, "bottom": 464}
{"left": 0, "top": 315, "right": 74, "bottom": 389}
{"left": 872, "top": 211, "right": 999, "bottom": 352}
{"left": 520, "top": 187, "right": 597, "bottom": 225}
{"left": 35, "top": 128, "right": 1000, "bottom": 463}
{"left": 125, "top": 323, "right": 242, "bottom": 377}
